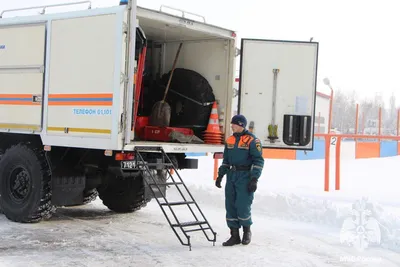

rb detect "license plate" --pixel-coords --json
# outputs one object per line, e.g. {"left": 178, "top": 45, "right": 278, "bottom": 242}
{"left": 121, "top": 161, "right": 137, "bottom": 169}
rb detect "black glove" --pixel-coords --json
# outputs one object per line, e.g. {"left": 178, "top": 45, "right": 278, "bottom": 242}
{"left": 248, "top": 178, "right": 258, "bottom": 192}
{"left": 215, "top": 176, "right": 223, "bottom": 188}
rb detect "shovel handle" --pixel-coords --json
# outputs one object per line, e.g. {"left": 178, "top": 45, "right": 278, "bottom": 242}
{"left": 163, "top": 42, "right": 183, "bottom": 101}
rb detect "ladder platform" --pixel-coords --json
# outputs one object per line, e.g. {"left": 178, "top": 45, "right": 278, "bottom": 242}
{"left": 172, "top": 221, "right": 207, "bottom": 227}
{"left": 134, "top": 146, "right": 163, "bottom": 152}
{"left": 161, "top": 201, "right": 195, "bottom": 206}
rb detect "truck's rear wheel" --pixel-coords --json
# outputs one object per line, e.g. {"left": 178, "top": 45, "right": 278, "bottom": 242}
{"left": 0, "top": 143, "right": 55, "bottom": 223}
{"left": 98, "top": 174, "right": 149, "bottom": 213}
{"left": 82, "top": 188, "right": 98, "bottom": 204}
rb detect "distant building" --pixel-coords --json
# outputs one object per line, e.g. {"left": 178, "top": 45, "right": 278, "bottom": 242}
{"left": 363, "top": 119, "right": 385, "bottom": 135}
{"left": 315, "top": 92, "right": 330, "bottom": 134}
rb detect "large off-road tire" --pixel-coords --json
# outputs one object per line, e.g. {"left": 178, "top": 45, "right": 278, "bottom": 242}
{"left": 63, "top": 188, "right": 99, "bottom": 207}
{"left": 82, "top": 188, "right": 99, "bottom": 204}
{"left": 160, "top": 68, "right": 215, "bottom": 135}
{"left": 98, "top": 175, "right": 149, "bottom": 213}
{"left": 0, "top": 143, "right": 56, "bottom": 223}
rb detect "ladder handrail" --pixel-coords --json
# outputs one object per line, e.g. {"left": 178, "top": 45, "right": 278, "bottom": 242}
{"left": 159, "top": 5, "right": 206, "bottom": 23}
{"left": 0, "top": 1, "right": 92, "bottom": 18}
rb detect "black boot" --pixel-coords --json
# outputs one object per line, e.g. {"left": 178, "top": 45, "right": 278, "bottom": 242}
{"left": 222, "top": 227, "right": 241, "bottom": 246}
{"left": 242, "top": 226, "right": 252, "bottom": 245}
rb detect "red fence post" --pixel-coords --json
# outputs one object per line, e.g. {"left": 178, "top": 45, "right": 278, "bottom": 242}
{"left": 213, "top": 158, "right": 218, "bottom": 180}
{"left": 335, "top": 137, "right": 341, "bottom": 190}
{"left": 314, "top": 133, "right": 400, "bottom": 192}
{"left": 324, "top": 135, "right": 330, "bottom": 192}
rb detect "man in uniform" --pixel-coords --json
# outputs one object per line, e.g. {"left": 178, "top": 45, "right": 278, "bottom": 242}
{"left": 215, "top": 114, "right": 264, "bottom": 246}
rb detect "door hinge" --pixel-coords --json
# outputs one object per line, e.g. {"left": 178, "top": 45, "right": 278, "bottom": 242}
{"left": 235, "top": 47, "right": 241, "bottom": 57}
{"left": 120, "top": 113, "right": 125, "bottom": 132}
{"left": 120, "top": 73, "right": 128, "bottom": 84}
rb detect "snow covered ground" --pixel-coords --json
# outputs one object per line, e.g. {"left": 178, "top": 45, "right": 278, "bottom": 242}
{"left": 0, "top": 155, "right": 399, "bottom": 266}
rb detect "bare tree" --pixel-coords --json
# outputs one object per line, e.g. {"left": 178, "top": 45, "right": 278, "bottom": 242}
{"left": 329, "top": 89, "right": 398, "bottom": 135}
{"left": 331, "top": 89, "right": 357, "bottom": 133}
{"left": 386, "top": 93, "right": 397, "bottom": 133}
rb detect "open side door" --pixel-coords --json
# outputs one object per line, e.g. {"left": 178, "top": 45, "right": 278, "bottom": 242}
{"left": 238, "top": 39, "right": 318, "bottom": 150}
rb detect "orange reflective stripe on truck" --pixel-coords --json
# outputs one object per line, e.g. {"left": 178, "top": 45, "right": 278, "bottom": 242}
{"left": 0, "top": 94, "right": 41, "bottom": 105}
{"left": 0, "top": 93, "right": 114, "bottom": 106}
{"left": 48, "top": 93, "right": 113, "bottom": 106}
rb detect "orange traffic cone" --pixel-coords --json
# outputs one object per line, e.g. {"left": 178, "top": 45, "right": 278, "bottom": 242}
{"left": 203, "top": 101, "right": 224, "bottom": 144}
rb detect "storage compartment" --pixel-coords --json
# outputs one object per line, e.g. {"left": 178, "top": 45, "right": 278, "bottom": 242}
{"left": 142, "top": 126, "right": 194, "bottom": 142}
{"left": 132, "top": 7, "right": 235, "bottom": 144}
{"left": 0, "top": 23, "right": 46, "bottom": 132}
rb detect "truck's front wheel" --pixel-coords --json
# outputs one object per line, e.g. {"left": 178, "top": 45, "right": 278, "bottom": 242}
{"left": 0, "top": 143, "right": 55, "bottom": 223}
{"left": 98, "top": 174, "right": 149, "bottom": 213}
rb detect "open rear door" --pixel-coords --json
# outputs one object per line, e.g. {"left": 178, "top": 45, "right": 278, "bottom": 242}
{"left": 238, "top": 39, "right": 318, "bottom": 150}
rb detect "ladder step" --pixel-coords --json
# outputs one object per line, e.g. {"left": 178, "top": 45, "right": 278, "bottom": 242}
{"left": 148, "top": 182, "right": 183, "bottom": 186}
{"left": 172, "top": 221, "right": 207, "bottom": 227}
{"left": 161, "top": 201, "right": 195, "bottom": 206}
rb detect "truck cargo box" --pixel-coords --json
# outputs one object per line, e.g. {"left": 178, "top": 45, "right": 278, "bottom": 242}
{"left": 0, "top": 3, "right": 318, "bottom": 153}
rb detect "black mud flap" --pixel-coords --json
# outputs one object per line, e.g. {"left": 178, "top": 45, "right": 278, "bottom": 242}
{"left": 143, "top": 170, "right": 167, "bottom": 200}
{"left": 52, "top": 176, "right": 86, "bottom": 206}
{"left": 180, "top": 158, "right": 198, "bottom": 169}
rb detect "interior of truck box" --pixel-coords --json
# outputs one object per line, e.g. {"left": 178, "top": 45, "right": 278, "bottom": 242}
{"left": 131, "top": 8, "right": 235, "bottom": 145}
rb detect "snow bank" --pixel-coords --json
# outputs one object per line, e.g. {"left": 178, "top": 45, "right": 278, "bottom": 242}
{"left": 179, "top": 155, "right": 400, "bottom": 205}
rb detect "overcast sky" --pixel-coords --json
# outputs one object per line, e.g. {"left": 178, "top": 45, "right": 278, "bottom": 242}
{"left": 2, "top": 0, "right": 398, "bottom": 105}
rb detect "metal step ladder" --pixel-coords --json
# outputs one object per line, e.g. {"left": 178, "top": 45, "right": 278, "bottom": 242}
{"left": 133, "top": 146, "right": 217, "bottom": 250}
